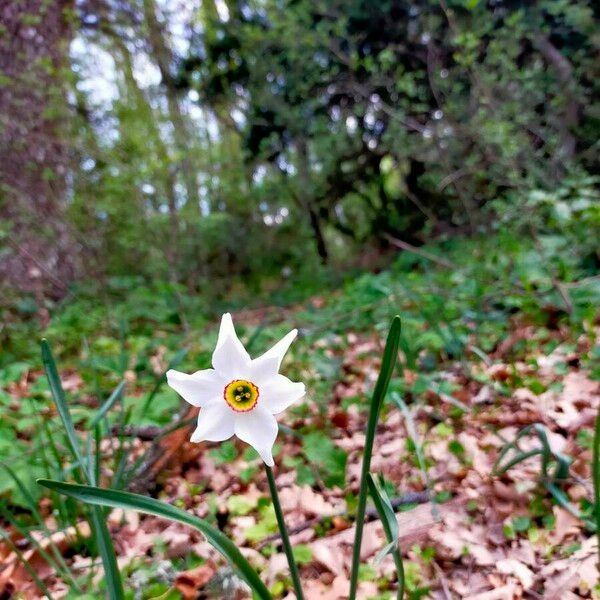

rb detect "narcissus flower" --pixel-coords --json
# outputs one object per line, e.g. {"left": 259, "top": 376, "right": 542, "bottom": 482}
{"left": 166, "top": 313, "right": 305, "bottom": 466}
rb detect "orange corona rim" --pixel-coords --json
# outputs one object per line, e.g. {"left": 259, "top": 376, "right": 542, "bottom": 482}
{"left": 223, "top": 379, "right": 259, "bottom": 412}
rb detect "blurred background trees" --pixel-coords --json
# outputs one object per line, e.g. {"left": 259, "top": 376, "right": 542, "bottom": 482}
{"left": 1, "top": 0, "right": 598, "bottom": 303}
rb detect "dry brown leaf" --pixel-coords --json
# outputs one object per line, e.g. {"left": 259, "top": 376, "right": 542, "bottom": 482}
{"left": 464, "top": 583, "right": 519, "bottom": 600}
{"left": 429, "top": 509, "right": 498, "bottom": 566}
{"left": 496, "top": 557, "right": 534, "bottom": 589}
{"left": 547, "top": 507, "right": 582, "bottom": 545}
{"left": 175, "top": 564, "right": 215, "bottom": 599}
{"left": 0, "top": 522, "right": 91, "bottom": 596}
{"left": 539, "top": 536, "right": 598, "bottom": 598}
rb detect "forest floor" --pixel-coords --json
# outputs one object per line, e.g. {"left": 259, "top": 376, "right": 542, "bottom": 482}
{"left": 1, "top": 235, "right": 599, "bottom": 599}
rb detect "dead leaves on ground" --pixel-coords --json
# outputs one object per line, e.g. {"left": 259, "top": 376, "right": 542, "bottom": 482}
{"left": 1, "top": 325, "right": 600, "bottom": 598}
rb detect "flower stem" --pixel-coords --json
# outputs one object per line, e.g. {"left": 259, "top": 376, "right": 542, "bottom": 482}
{"left": 265, "top": 465, "right": 304, "bottom": 600}
{"left": 593, "top": 404, "right": 600, "bottom": 572}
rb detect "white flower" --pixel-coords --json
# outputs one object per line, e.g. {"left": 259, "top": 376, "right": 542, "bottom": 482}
{"left": 166, "top": 313, "right": 305, "bottom": 466}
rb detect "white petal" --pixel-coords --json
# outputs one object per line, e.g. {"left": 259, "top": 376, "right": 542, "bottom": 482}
{"left": 212, "top": 330, "right": 251, "bottom": 378}
{"left": 190, "top": 400, "right": 235, "bottom": 442}
{"left": 166, "top": 368, "right": 223, "bottom": 407}
{"left": 215, "top": 314, "right": 250, "bottom": 360}
{"left": 260, "top": 374, "right": 305, "bottom": 415}
{"left": 254, "top": 329, "right": 298, "bottom": 370}
{"left": 234, "top": 408, "right": 278, "bottom": 466}
{"left": 249, "top": 356, "right": 281, "bottom": 386}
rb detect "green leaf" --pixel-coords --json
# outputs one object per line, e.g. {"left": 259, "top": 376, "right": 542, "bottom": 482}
{"left": 303, "top": 432, "right": 347, "bottom": 488}
{"left": 41, "top": 340, "right": 87, "bottom": 477}
{"left": 90, "top": 380, "right": 125, "bottom": 427}
{"left": 37, "top": 479, "right": 272, "bottom": 600}
{"left": 0, "top": 527, "right": 54, "bottom": 599}
{"left": 367, "top": 473, "right": 405, "bottom": 598}
{"left": 367, "top": 474, "right": 399, "bottom": 541}
{"left": 292, "top": 544, "right": 313, "bottom": 565}
{"left": 593, "top": 405, "right": 600, "bottom": 568}
{"left": 349, "top": 316, "right": 401, "bottom": 600}
{"left": 90, "top": 507, "right": 124, "bottom": 599}
{"left": 40, "top": 341, "right": 125, "bottom": 599}
{"left": 227, "top": 494, "right": 257, "bottom": 516}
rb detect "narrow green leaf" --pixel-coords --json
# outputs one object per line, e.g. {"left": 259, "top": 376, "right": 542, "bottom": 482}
{"left": 40, "top": 340, "right": 125, "bottom": 598}
{"left": 367, "top": 474, "right": 398, "bottom": 540}
{"left": 1, "top": 464, "right": 78, "bottom": 587}
{"left": 0, "top": 504, "right": 64, "bottom": 583}
{"left": 0, "top": 527, "right": 54, "bottom": 599}
{"left": 91, "top": 380, "right": 126, "bottom": 428}
{"left": 41, "top": 340, "right": 87, "bottom": 477}
{"left": 373, "top": 540, "right": 397, "bottom": 565}
{"left": 37, "top": 479, "right": 272, "bottom": 600}
{"left": 349, "top": 316, "right": 401, "bottom": 600}
{"left": 90, "top": 506, "right": 124, "bottom": 599}
{"left": 593, "top": 405, "right": 600, "bottom": 569}
{"left": 366, "top": 474, "right": 404, "bottom": 599}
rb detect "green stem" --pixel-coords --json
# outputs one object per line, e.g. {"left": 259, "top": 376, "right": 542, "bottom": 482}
{"left": 265, "top": 465, "right": 304, "bottom": 600}
{"left": 393, "top": 552, "right": 405, "bottom": 599}
{"left": 593, "top": 405, "right": 600, "bottom": 572}
{"left": 349, "top": 317, "right": 401, "bottom": 600}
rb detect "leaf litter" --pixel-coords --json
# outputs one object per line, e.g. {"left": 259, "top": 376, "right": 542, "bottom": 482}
{"left": 1, "top": 317, "right": 599, "bottom": 599}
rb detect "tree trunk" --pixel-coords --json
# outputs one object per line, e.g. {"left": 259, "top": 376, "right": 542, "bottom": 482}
{"left": 536, "top": 35, "right": 579, "bottom": 172}
{"left": 0, "top": 0, "right": 77, "bottom": 300}
{"left": 296, "top": 137, "right": 329, "bottom": 264}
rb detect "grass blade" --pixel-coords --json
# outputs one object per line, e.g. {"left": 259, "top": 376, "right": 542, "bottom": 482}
{"left": 367, "top": 474, "right": 404, "bottom": 599}
{"left": 0, "top": 527, "right": 55, "bottom": 599}
{"left": 90, "top": 506, "right": 124, "bottom": 599}
{"left": 349, "top": 315, "right": 401, "bottom": 600}
{"left": 0, "top": 504, "right": 65, "bottom": 585}
{"left": 0, "top": 464, "right": 78, "bottom": 587}
{"left": 41, "top": 340, "right": 87, "bottom": 479}
{"left": 40, "top": 340, "right": 125, "bottom": 598}
{"left": 91, "top": 381, "right": 126, "bottom": 428}
{"left": 593, "top": 404, "right": 600, "bottom": 569}
{"left": 37, "top": 479, "right": 272, "bottom": 600}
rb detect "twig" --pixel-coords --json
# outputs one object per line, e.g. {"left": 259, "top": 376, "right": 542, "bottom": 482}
{"left": 110, "top": 424, "right": 162, "bottom": 440}
{"left": 385, "top": 235, "right": 455, "bottom": 269}
{"left": 257, "top": 491, "right": 430, "bottom": 549}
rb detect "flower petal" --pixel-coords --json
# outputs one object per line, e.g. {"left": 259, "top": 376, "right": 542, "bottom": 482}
{"left": 254, "top": 329, "right": 298, "bottom": 371}
{"left": 216, "top": 313, "right": 250, "bottom": 360}
{"left": 260, "top": 374, "right": 305, "bottom": 415}
{"left": 190, "top": 400, "right": 235, "bottom": 442}
{"left": 212, "top": 326, "right": 251, "bottom": 378}
{"left": 234, "top": 408, "right": 278, "bottom": 466}
{"left": 166, "top": 368, "right": 223, "bottom": 407}
{"left": 249, "top": 356, "right": 281, "bottom": 386}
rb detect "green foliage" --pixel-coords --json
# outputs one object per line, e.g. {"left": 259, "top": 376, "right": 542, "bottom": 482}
{"left": 37, "top": 480, "right": 273, "bottom": 600}
{"left": 494, "top": 423, "right": 594, "bottom": 530}
{"left": 302, "top": 432, "right": 347, "bottom": 488}
{"left": 40, "top": 341, "right": 124, "bottom": 598}
{"left": 367, "top": 474, "right": 405, "bottom": 598}
{"left": 5, "top": 0, "right": 597, "bottom": 306}
{"left": 349, "top": 316, "right": 401, "bottom": 600}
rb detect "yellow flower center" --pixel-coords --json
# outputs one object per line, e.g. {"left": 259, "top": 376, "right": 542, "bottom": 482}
{"left": 223, "top": 379, "right": 259, "bottom": 412}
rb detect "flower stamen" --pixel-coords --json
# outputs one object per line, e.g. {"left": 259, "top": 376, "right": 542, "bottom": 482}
{"left": 224, "top": 379, "right": 259, "bottom": 412}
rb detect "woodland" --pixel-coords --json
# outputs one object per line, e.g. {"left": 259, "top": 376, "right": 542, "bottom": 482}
{"left": 0, "top": 0, "right": 599, "bottom": 598}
